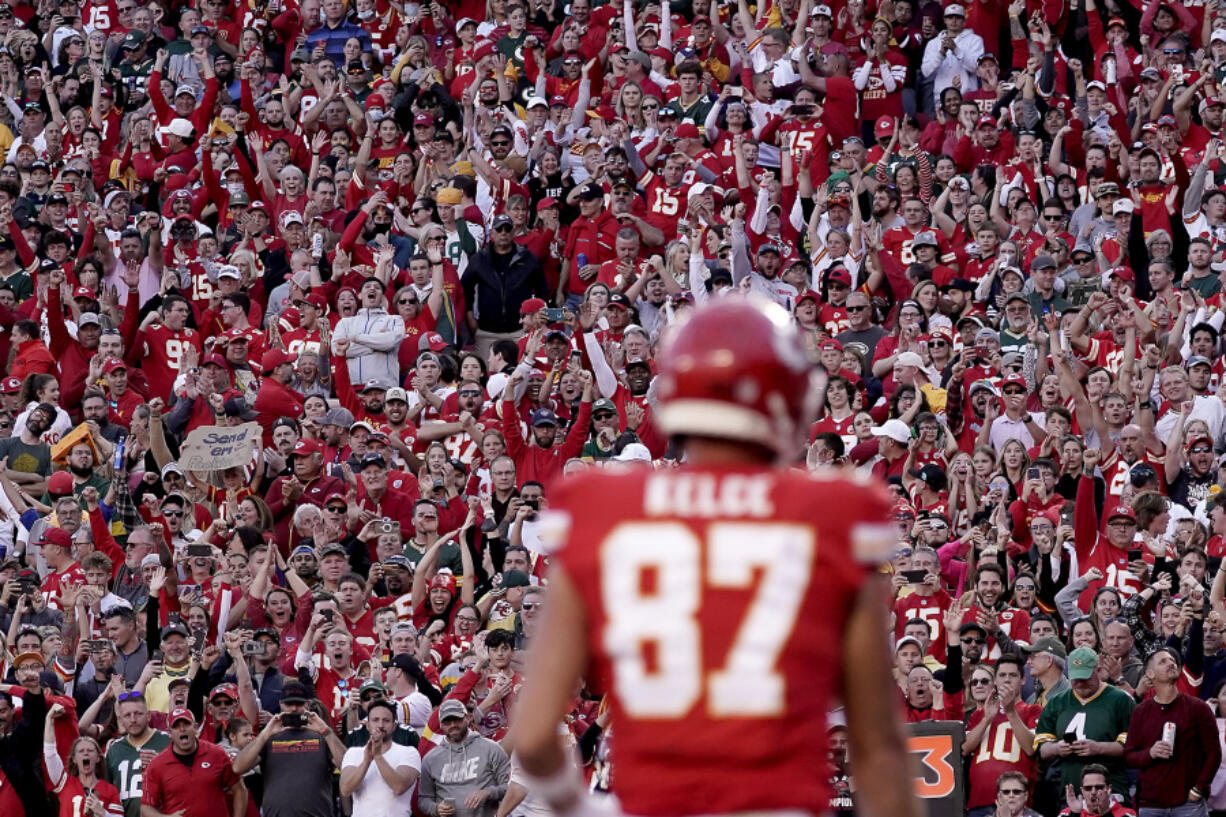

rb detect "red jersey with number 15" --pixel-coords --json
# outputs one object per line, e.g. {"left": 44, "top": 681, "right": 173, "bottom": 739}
{"left": 545, "top": 467, "right": 896, "bottom": 817}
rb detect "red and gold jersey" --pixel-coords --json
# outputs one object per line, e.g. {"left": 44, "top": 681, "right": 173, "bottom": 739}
{"left": 138, "top": 324, "right": 203, "bottom": 402}
{"left": 545, "top": 466, "right": 895, "bottom": 816}
{"left": 965, "top": 703, "right": 1043, "bottom": 808}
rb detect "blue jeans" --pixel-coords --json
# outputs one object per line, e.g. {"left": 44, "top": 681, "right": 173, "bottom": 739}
{"left": 1141, "top": 799, "right": 1210, "bottom": 817}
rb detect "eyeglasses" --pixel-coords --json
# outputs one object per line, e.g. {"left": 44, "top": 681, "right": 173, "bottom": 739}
{"left": 118, "top": 4, "right": 134, "bottom": 10}
{"left": 1107, "top": 520, "right": 1137, "bottom": 528}
{"left": 455, "top": 615, "right": 480, "bottom": 622}
{"left": 521, "top": 602, "right": 542, "bottom": 610}
{"left": 459, "top": 391, "right": 482, "bottom": 398}
{"left": 970, "top": 677, "right": 993, "bottom": 686}
{"left": 929, "top": 340, "right": 948, "bottom": 347}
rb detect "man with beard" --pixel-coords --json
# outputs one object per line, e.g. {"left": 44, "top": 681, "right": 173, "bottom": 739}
{"left": 961, "top": 563, "right": 1030, "bottom": 662}
{"left": 0, "top": 401, "right": 52, "bottom": 494}
{"left": 106, "top": 687, "right": 170, "bottom": 817}
{"left": 318, "top": 407, "right": 354, "bottom": 466}
{"left": 417, "top": 383, "right": 484, "bottom": 465}
{"left": 1037, "top": 648, "right": 1135, "bottom": 799}
{"left": 142, "top": 708, "right": 246, "bottom": 817}
{"left": 1123, "top": 648, "right": 1219, "bottom": 811}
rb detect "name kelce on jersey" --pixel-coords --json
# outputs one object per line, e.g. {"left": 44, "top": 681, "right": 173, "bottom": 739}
{"left": 644, "top": 473, "right": 775, "bottom": 518}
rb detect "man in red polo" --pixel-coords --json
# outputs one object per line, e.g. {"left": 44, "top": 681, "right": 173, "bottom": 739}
{"left": 142, "top": 707, "right": 246, "bottom": 817}
{"left": 254, "top": 348, "right": 305, "bottom": 445}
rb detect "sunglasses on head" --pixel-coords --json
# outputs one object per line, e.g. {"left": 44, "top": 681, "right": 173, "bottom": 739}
{"left": 117, "top": 690, "right": 144, "bottom": 701}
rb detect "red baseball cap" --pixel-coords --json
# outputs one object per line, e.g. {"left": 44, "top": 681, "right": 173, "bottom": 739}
{"left": 827, "top": 267, "right": 852, "bottom": 286}
{"left": 73, "top": 285, "right": 94, "bottom": 299}
{"left": 538, "top": 197, "right": 559, "bottom": 209}
{"left": 1108, "top": 505, "right": 1136, "bottom": 523}
{"left": 0, "top": 376, "right": 21, "bottom": 394}
{"left": 101, "top": 357, "right": 127, "bottom": 375}
{"left": 976, "top": 115, "right": 997, "bottom": 129}
{"left": 47, "top": 471, "right": 74, "bottom": 496}
{"left": 519, "top": 297, "right": 547, "bottom": 315}
{"left": 291, "top": 438, "right": 323, "bottom": 458}
{"left": 1000, "top": 374, "right": 1027, "bottom": 391}
{"left": 261, "top": 348, "right": 297, "bottom": 374}
{"left": 210, "top": 682, "right": 239, "bottom": 701}
{"left": 874, "top": 116, "right": 894, "bottom": 138}
{"left": 41, "top": 526, "right": 72, "bottom": 549}
{"left": 1109, "top": 266, "right": 1136, "bottom": 282}
{"left": 819, "top": 337, "right": 843, "bottom": 351}
{"left": 674, "top": 123, "right": 701, "bottom": 140}
{"left": 424, "top": 332, "right": 448, "bottom": 352}
{"left": 169, "top": 707, "right": 196, "bottom": 725}
{"left": 202, "top": 353, "right": 229, "bottom": 370}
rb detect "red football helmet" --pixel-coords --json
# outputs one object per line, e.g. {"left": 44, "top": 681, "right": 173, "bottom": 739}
{"left": 655, "top": 298, "right": 824, "bottom": 456}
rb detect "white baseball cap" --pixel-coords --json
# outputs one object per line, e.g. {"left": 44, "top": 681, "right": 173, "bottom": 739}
{"left": 871, "top": 419, "right": 911, "bottom": 444}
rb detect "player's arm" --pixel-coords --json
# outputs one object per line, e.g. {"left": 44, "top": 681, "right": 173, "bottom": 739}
{"left": 842, "top": 574, "right": 922, "bottom": 817}
{"left": 505, "top": 564, "right": 590, "bottom": 811}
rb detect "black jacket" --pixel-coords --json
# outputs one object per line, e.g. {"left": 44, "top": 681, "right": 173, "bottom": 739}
{"left": 462, "top": 243, "right": 547, "bottom": 333}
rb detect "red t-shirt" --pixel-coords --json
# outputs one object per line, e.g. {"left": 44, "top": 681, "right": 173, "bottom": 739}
{"left": 142, "top": 741, "right": 242, "bottom": 817}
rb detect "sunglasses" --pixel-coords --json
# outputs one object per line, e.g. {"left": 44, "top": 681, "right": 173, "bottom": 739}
{"left": 1082, "top": 785, "right": 1109, "bottom": 791}
{"left": 326, "top": 505, "right": 346, "bottom": 512}
{"left": 459, "top": 391, "right": 482, "bottom": 398}
{"left": 1043, "top": 213, "right": 1063, "bottom": 220}
{"left": 593, "top": 412, "right": 615, "bottom": 420}
{"left": 398, "top": 298, "right": 419, "bottom": 305}
{"left": 117, "top": 690, "right": 144, "bottom": 701}
{"left": 493, "top": 224, "right": 513, "bottom": 233}
{"left": 490, "top": 140, "right": 511, "bottom": 147}
{"left": 1073, "top": 256, "right": 1094, "bottom": 263}
{"left": 1002, "top": 388, "right": 1025, "bottom": 396}
{"left": 1000, "top": 789, "right": 1027, "bottom": 796}
{"left": 162, "top": 510, "right": 184, "bottom": 517}
{"left": 1192, "top": 445, "right": 1214, "bottom": 453}
{"left": 969, "top": 678, "right": 993, "bottom": 686}
{"left": 846, "top": 304, "right": 868, "bottom": 312}
{"left": 642, "top": 103, "right": 659, "bottom": 110}
{"left": 521, "top": 602, "right": 542, "bottom": 610}
{"left": 929, "top": 339, "right": 948, "bottom": 347}
{"left": 961, "top": 637, "right": 986, "bottom": 645}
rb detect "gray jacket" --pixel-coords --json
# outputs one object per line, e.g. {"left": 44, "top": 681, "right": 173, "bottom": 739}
{"left": 418, "top": 729, "right": 511, "bottom": 817}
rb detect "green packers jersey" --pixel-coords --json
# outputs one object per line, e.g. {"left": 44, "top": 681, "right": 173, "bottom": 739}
{"left": 106, "top": 730, "right": 171, "bottom": 817}
{"left": 1034, "top": 684, "right": 1135, "bottom": 794}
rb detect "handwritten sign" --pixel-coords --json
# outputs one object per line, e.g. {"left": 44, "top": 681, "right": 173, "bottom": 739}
{"left": 179, "top": 423, "right": 260, "bottom": 472}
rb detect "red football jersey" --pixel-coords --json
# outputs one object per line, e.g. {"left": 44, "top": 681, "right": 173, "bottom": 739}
{"left": 138, "top": 324, "right": 203, "bottom": 402}
{"left": 548, "top": 466, "right": 895, "bottom": 816}
{"left": 965, "top": 703, "right": 1043, "bottom": 808}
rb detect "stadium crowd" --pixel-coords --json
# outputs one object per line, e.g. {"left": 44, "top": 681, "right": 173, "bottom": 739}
{"left": 2, "top": 0, "right": 1226, "bottom": 814}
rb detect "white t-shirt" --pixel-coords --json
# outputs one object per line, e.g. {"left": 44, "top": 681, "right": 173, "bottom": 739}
{"left": 341, "top": 742, "right": 421, "bottom": 816}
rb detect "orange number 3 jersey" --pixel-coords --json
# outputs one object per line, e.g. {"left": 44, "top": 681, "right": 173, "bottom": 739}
{"left": 544, "top": 467, "right": 896, "bottom": 817}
